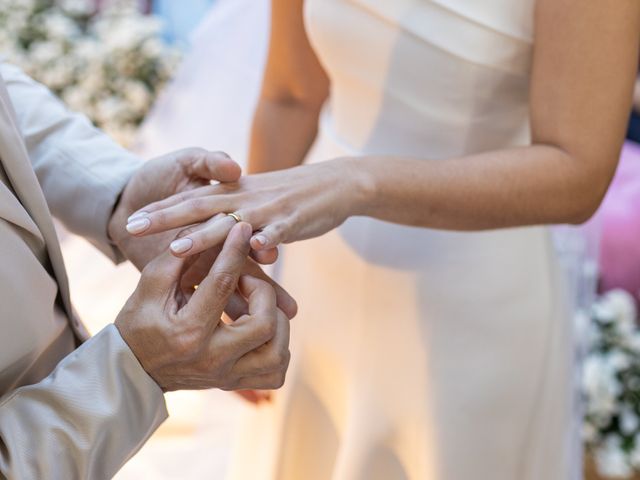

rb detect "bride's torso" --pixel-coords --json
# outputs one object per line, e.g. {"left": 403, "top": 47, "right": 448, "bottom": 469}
{"left": 304, "top": 0, "right": 536, "bottom": 159}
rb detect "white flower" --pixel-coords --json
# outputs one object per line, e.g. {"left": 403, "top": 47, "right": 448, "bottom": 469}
{"left": 608, "top": 290, "right": 637, "bottom": 322}
{"left": 594, "top": 300, "right": 620, "bottom": 325}
{"left": 606, "top": 350, "right": 632, "bottom": 372}
{"left": 621, "top": 405, "right": 640, "bottom": 435}
{"left": 59, "top": 0, "right": 96, "bottom": 17}
{"left": 584, "top": 355, "right": 621, "bottom": 422}
{"left": 38, "top": 56, "right": 78, "bottom": 91}
{"left": 140, "top": 37, "right": 164, "bottom": 58}
{"left": 631, "top": 435, "right": 640, "bottom": 469}
{"left": 93, "top": 15, "right": 162, "bottom": 50}
{"left": 41, "top": 11, "right": 81, "bottom": 40}
{"left": 122, "top": 80, "right": 151, "bottom": 114}
{"left": 596, "top": 435, "right": 634, "bottom": 478}
{"left": 62, "top": 85, "right": 92, "bottom": 112}
{"left": 0, "top": 0, "right": 179, "bottom": 147}
{"left": 29, "top": 41, "right": 65, "bottom": 65}
{"left": 74, "top": 38, "right": 103, "bottom": 62}
{"left": 94, "top": 96, "right": 129, "bottom": 124}
{"left": 595, "top": 290, "right": 637, "bottom": 335}
{"left": 79, "top": 65, "right": 107, "bottom": 94}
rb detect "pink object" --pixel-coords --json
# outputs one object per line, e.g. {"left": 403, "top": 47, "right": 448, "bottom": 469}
{"left": 591, "top": 141, "right": 640, "bottom": 300}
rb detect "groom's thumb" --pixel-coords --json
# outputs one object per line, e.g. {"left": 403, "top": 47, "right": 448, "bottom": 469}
{"left": 139, "top": 249, "right": 187, "bottom": 297}
{"left": 179, "top": 148, "right": 242, "bottom": 183}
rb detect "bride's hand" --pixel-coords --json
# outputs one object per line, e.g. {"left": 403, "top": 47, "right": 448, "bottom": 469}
{"left": 125, "top": 158, "right": 371, "bottom": 257}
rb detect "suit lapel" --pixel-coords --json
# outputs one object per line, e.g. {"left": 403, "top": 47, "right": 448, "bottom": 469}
{"left": 0, "top": 178, "right": 43, "bottom": 241}
{"left": 0, "top": 77, "right": 73, "bottom": 319}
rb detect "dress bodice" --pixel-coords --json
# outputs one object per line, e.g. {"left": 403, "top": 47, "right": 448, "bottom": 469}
{"left": 304, "top": 0, "right": 536, "bottom": 159}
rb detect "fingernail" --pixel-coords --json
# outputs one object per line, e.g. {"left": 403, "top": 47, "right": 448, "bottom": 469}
{"left": 126, "top": 217, "right": 151, "bottom": 234}
{"left": 170, "top": 238, "right": 193, "bottom": 254}
{"left": 127, "top": 211, "right": 149, "bottom": 223}
{"left": 253, "top": 234, "right": 267, "bottom": 246}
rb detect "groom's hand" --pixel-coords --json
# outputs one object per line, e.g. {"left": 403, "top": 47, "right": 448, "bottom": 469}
{"left": 108, "top": 148, "right": 278, "bottom": 268}
{"left": 115, "top": 223, "right": 291, "bottom": 392}
{"left": 107, "top": 148, "right": 297, "bottom": 319}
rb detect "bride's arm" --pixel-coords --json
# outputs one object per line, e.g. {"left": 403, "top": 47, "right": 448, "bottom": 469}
{"left": 359, "top": 0, "right": 639, "bottom": 230}
{"left": 248, "top": 0, "right": 329, "bottom": 174}
{"left": 125, "top": 0, "right": 640, "bottom": 255}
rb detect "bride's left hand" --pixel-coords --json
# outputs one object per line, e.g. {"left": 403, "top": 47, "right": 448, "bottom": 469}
{"left": 125, "top": 158, "right": 370, "bottom": 257}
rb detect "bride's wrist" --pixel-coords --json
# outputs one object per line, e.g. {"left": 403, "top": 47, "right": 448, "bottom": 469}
{"left": 333, "top": 156, "right": 378, "bottom": 218}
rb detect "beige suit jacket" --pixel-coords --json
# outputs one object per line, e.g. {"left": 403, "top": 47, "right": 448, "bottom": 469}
{"left": 0, "top": 62, "right": 167, "bottom": 479}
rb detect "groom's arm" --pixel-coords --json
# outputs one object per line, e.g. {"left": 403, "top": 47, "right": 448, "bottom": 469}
{"left": 0, "top": 61, "right": 143, "bottom": 261}
{"left": 0, "top": 325, "right": 168, "bottom": 480}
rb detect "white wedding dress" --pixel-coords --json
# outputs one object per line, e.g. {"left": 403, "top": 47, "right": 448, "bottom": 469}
{"left": 223, "top": 0, "right": 578, "bottom": 479}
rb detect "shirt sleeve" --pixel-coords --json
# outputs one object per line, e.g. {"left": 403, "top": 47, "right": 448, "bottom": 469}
{"left": 0, "top": 61, "right": 144, "bottom": 262}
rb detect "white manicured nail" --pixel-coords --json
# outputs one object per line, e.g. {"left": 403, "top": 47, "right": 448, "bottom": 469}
{"left": 253, "top": 234, "right": 267, "bottom": 246}
{"left": 127, "top": 211, "right": 149, "bottom": 223}
{"left": 126, "top": 217, "right": 151, "bottom": 234}
{"left": 170, "top": 238, "right": 193, "bottom": 254}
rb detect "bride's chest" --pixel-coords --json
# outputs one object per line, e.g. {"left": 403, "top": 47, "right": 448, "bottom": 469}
{"left": 304, "top": 0, "right": 536, "bottom": 77}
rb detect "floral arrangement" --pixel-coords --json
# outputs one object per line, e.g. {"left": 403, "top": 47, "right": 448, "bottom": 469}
{"left": 584, "top": 289, "right": 640, "bottom": 478}
{"left": 0, "top": 0, "right": 180, "bottom": 146}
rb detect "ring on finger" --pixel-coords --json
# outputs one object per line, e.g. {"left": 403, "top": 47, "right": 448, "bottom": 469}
{"left": 226, "top": 212, "right": 242, "bottom": 223}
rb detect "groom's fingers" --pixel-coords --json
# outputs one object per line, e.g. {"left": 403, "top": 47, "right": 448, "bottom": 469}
{"left": 232, "top": 308, "right": 290, "bottom": 377}
{"left": 241, "top": 258, "right": 298, "bottom": 319}
{"left": 224, "top": 277, "right": 290, "bottom": 380}
{"left": 232, "top": 372, "right": 286, "bottom": 391}
{"left": 138, "top": 249, "right": 187, "bottom": 298}
{"left": 224, "top": 292, "right": 249, "bottom": 322}
{"left": 180, "top": 148, "right": 242, "bottom": 183}
{"left": 183, "top": 223, "right": 251, "bottom": 321}
{"left": 216, "top": 276, "right": 278, "bottom": 357}
{"left": 250, "top": 246, "right": 279, "bottom": 265}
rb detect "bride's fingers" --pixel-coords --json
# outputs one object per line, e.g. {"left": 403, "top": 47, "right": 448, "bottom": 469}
{"left": 128, "top": 184, "right": 218, "bottom": 221}
{"left": 169, "top": 214, "right": 237, "bottom": 256}
{"left": 250, "top": 222, "right": 290, "bottom": 250}
{"left": 127, "top": 196, "right": 238, "bottom": 237}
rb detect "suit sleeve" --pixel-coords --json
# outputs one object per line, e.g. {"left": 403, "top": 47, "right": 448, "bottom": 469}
{"left": 0, "top": 61, "right": 143, "bottom": 262}
{"left": 0, "top": 325, "right": 168, "bottom": 480}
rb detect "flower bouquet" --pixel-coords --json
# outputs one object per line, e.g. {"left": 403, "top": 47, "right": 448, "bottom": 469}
{"left": 584, "top": 289, "right": 640, "bottom": 479}
{"left": 0, "top": 0, "right": 180, "bottom": 146}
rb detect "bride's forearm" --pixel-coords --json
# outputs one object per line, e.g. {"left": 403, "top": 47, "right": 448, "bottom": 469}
{"left": 125, "top": 143, "right": 617, "bottom": 254}
{"left": 349, "top": 144, "right": 616, "bottom": 231}
{"left": 248, "top": 98, "right": 321, "bottom": 174}
{"left": 248, "top": 0, "right": 329, "bottom": 174}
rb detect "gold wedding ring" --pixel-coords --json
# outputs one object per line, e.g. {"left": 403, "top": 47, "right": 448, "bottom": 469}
{"left": 226, "top": 212, "right": 242, "bottom": 223}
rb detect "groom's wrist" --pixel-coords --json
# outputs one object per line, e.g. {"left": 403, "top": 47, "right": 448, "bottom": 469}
{"left": 106, "top": 179, "right": 143, "bottom": 266}
{"left": 107, "top": 195, "right": 129, "bottom": 248}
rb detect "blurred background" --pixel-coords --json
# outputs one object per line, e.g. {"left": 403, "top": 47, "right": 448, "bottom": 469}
{"left": 3, "top": 1, "right": 640, "bottom": 478}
